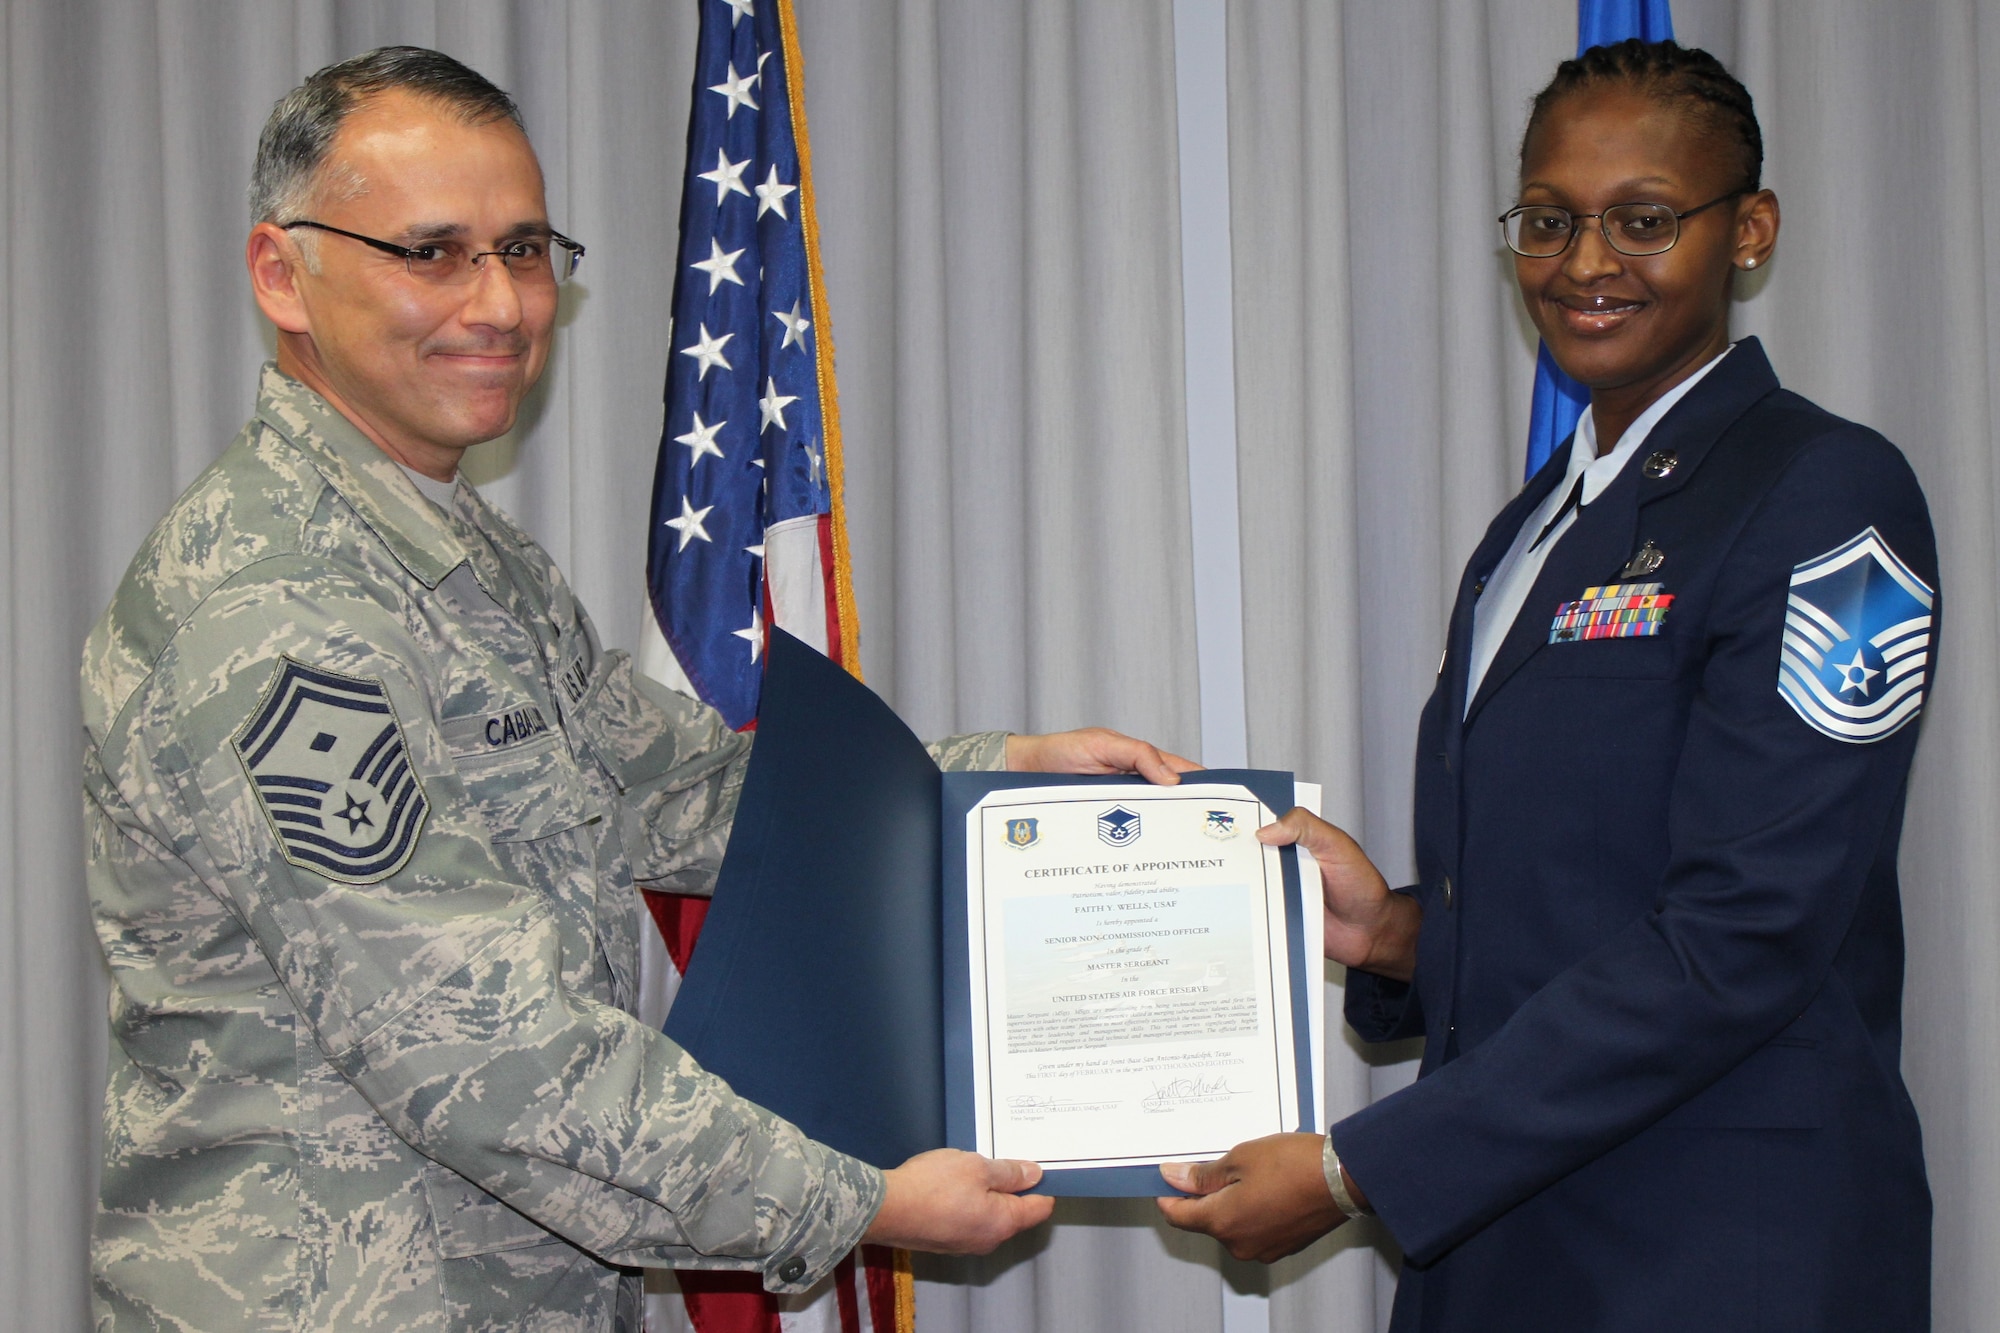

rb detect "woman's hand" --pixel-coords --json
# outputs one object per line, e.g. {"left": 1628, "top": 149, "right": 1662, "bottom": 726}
{"left": 1156, "top": 1134, "right": 1349, "bottom": 1262}
{"left": 1258, "top": 808, "right": 1420, "bottom": 981}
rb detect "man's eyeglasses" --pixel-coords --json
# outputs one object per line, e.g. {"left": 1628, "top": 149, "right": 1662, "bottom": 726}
{"left": 281, "top": 220, "right": 585, "bottom": 286}
{"left": 1498, "top": 192, "right": 1742, "bottom": 258}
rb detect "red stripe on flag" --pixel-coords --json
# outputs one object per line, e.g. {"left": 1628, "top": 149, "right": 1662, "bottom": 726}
{"left": 678, "top": 1271, "right": 782, "bottom": 1333}
{"left": 641, "top": 889, "right": 713, "bottom": 977}
{"left": 816, "top": 511, "right": 843, "bottom": 669}
{"left": 861, "top": 1246, "right": 901, "bottom": 1331}
{"left": 833, "top": 1253, "right": 862, "bottom": 1329}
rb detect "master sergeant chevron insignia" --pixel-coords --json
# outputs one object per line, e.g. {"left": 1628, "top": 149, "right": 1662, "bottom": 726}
{"left": 1777, "top": 527, "right": 1934, "bottom": 744}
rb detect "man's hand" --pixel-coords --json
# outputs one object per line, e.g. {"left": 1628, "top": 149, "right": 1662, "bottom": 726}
{"left": 1005, "top": 728, "right": 1199, "bottom": 786}
{"left": 862, "top": 1149, "right": 1055, "bottom": 1254}
{"left": 1155, "top": 1133, "right": 1347, "bottom": 1263}
{"left": 1258, "top": 808, "right": 1420, "bottom": 982}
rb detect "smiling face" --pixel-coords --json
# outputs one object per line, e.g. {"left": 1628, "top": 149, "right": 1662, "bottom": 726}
{"left": 248, "top": 88, "right": 557, "bottom": 477}
{"left": 1513, "top": 85, "right": 1777, "bottom": 434}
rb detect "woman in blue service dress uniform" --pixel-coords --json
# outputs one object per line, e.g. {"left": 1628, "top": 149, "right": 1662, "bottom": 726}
{"left": 1159, "top": 39, "right": 1936, "bottom": 1333}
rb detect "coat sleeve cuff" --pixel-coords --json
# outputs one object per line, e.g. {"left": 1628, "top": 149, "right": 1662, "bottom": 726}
{"left": 926, "top": 731, "right": 1010, "bottom": 773}
{"left": 1343, "top": 901, "right": 1426, "bottom": 1042}
{"left": 760, "top": 1145, "right": 887, "bottom": 1293}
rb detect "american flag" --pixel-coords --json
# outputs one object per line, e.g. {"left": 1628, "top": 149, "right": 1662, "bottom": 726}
{"left": 1523, "top": 0, "right": 1675, "bottom": 480}
{"left": 634, "top": 1, "right": 896, "bottom": 1330}
{"left": 637, "top": 0, "right": 858, "bottom": 723}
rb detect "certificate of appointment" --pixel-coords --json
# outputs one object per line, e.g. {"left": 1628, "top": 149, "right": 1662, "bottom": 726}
{"left": 670, "top": 627, "right": 1319, "bottom": 1196}
{"left": 959, "top": 784, "right": 1310, "bottom": 1177}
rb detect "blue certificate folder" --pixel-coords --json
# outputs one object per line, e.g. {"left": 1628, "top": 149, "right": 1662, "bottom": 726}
{"left": 664, "top": 629, "right": 1316, "bottom": 1197}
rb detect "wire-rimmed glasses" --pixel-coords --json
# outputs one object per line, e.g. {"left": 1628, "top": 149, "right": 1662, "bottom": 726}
{"left": 1498, "top": 192, "right": 1742, "bottom": 258}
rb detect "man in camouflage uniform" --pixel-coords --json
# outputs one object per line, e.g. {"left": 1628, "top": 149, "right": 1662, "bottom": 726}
{"left": 82, "top": 48, "right": 1188, "bottom": 1332}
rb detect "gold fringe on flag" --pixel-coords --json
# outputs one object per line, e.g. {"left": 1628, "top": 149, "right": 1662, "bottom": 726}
{"left": 777, "top": 0, "right": 863, "bottom": 682}
{"left": 893, "top": 1245, "right": 916, "bottom": 1333}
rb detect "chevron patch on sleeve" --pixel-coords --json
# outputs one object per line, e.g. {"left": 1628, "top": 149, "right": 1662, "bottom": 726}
{"left": 233, "top": 656, "right": 429, "bottom": 882}
{"left": 1777, "top": 527, "right": 1933, "bottom": 744}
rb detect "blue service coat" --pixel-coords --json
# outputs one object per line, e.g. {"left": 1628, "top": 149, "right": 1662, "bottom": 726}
{"left": 1333, "top": 340, "right": 1935, "bottom": 1332}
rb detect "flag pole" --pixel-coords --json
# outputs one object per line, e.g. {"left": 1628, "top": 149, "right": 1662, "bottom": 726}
{"left": 776, "top": 0, "right": 863, "bottom": 680}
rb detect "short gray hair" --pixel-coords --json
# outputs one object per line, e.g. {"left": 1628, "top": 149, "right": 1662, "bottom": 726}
{"left": 249, "top": 46, "right": 525, "bottom": 233}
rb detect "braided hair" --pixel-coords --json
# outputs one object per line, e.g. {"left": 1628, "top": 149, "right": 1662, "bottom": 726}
{"left": 1522, "top": 39, "right": 1763, "bottom": 195}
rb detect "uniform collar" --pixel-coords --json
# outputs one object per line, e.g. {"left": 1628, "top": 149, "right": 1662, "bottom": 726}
{"left": 1626, "top": 336, "right": 1781, "bottom": 503}
{"left": 1457, "top": 338, "right": 1782, "bottom": 726}
{"left": 253, "top": 363, "right": 474, "bottom": 590}
{"left": 1572, "top": 340, "right": 1732, "bottom": 506}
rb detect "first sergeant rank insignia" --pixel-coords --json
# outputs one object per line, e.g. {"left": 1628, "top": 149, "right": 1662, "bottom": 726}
{"left": 1777, "top": 526, "right": 1934, "bottom": 744}
{"left": 233, "top": 657, "right": 430, "bottom": 883}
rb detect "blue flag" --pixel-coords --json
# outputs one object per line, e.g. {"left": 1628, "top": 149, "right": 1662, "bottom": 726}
{"left": 1523, "top": 0, "right": 1675, "bottom": 481}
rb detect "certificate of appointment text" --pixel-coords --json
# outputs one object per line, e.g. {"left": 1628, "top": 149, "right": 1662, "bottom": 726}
{"left": 964, "top": 783, "right": 1301, "bottom": 1170}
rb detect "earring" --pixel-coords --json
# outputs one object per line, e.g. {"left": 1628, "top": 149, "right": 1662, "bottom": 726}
{"left": 1743, "top": 257, "right": 1758, "bottom": 269}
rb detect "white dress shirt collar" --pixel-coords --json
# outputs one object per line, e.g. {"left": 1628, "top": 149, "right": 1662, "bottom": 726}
{"left": 1463, "top": 343, "right": 1736, "bottom": 714}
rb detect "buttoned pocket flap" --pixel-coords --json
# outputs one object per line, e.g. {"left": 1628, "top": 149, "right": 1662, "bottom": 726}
{"left": 1540, "top": 636, "right": 1676, "bottom": 678}
{"left": 447, "top": 733, "right": 594, "bottom": 844}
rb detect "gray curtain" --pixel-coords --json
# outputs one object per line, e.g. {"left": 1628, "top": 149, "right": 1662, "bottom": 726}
{"left": 800, "top": 2, "right": 1214, "bottom": 1329}
{"left": 4, "top": 3, "right": 1997, "bottom": 1331}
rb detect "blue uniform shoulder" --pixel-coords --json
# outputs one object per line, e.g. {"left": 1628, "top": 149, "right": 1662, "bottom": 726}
{"left": 1686, "top": 386, "right": 1930, "bottom": 562}
{"left": 1744, "top": 391, "right": 1928, "bottom": 538}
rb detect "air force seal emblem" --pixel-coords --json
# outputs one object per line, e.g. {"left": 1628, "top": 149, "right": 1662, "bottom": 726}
{"left": 1004, "top": 817, "right": 1040, "bottom": 849}
{"left": 233, "top": 657, "right": 429, "bottom": 883}
{"left": 1097, "top": 805, "right": 1142, "bottom": 848}
{"left": 1203, "top": 809, "right": 1239, "bottom": 839}
{"left": 1777, "top": 527, "right": 1933, "bottom": 744}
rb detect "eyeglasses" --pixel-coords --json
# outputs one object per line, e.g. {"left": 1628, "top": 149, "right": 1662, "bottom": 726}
{"left": 281, "top": 220, "right": 585, "bottom": 286}
{"left": 1498, "top": 192, "right": 1742, "bottom": 258}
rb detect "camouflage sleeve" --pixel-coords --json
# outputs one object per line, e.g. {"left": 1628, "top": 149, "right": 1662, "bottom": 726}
{"left": 112, "top": 555, "right": 879, "bottom": 1292}
{"left": 569, "top": 648, "right": 751, "bottom": 895}
{"left": 926, "top": 731, "right": 1010, "bottom": 772}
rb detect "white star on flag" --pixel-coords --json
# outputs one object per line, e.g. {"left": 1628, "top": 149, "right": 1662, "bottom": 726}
{"left": 664, "top": 496, "right": 716, "bottom": 551}
{"left": 679, "top": 323, "right": 734, "bottom": 379}
{"left": 675, "top": 412, "right": 726, "bottom": 466}
{"left": 709, "top": 62, "right": 760, "bottom": 118}
{"left": 721, "top": 0, "right": 753, "bottom": 26}
{"left": 696, "top": 149, "right": 751, "bottom": 205}
{"left": 806, "top": 439, "right": 823, "bottom": 488}
{"left": 734, "top": 605, "right": 766, "bottom": 661}
{"left": 755, "top": 164, "right": 797, "bottom": 220}
{"left": 691, "top": 237, "right": 745, "bottom": 294}
{"left": 773, "top": 300, "right": 811, "bottom": 350}
{"left": 759, "top": 377, "right": 798, "bottom": 433}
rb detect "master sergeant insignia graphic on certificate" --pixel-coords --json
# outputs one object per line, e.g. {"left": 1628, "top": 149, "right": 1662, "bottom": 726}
{"left": 1096, "top": 804, "right": 1142, "bottom": 847}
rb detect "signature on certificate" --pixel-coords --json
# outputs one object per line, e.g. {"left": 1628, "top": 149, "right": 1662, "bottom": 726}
{"left": 1141, "top": 1073, "right": 1236, "bottom": 1112}
{"left": 1005, "top": 1093, "right": 1122, "bottom": 1118}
